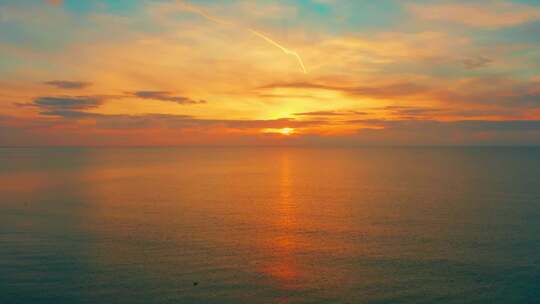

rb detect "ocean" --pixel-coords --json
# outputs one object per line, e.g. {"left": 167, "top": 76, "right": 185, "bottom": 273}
{"left": 1, "top": 147, "right": 539, "bottom": 303}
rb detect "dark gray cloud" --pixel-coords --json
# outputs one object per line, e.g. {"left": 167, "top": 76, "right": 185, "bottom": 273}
{"left": 14, "top": 96, "right": 107, "bottom": 113}
{"left": 133, "top": 91, "right": 207, "bottom": 105}
{"left": 44, "top": 81, "right": 92, "bottom": 89}
{"left": 40, "top": 110, "right": 102, "bottom": 118}
{"left": 32, "top": 96, "right": 103, "bottom": 110}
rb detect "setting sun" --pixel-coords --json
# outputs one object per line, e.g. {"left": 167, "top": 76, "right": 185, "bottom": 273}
{"left": 279, "top": 128, "right": 295, "bottom": 135}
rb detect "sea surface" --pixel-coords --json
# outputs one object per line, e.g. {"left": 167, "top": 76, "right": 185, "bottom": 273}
{"left": 1, "top": 147, "right": 539, "bottom": 304}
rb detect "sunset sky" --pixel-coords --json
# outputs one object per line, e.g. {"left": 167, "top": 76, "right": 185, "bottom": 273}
{"left": 1, "top": 0, "right": 540, "bottom": 146}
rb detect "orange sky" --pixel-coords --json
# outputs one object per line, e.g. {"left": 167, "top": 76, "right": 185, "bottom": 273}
{"left": 1, "top": 0, "right": 540, "bottom": 145}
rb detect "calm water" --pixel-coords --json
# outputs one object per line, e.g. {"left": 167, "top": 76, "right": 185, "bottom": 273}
{"left": 1, "top": 147, "right": 539, "bottom": 304}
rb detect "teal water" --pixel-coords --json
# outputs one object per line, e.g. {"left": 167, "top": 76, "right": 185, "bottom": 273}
{"left": 1, "top": 147, "right": 539, "bottom": 303}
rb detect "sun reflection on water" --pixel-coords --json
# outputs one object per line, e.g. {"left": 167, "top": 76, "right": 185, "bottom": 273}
{"left": 260, "top": 152, "right": 304, "bottom": 289}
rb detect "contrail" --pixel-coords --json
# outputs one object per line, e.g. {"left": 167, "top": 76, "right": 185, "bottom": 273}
{"left": 249, "top": 29, "right": 307, "bottom": 74}
{"left": 177, "top": 1, "right": 307, "bottom": 74}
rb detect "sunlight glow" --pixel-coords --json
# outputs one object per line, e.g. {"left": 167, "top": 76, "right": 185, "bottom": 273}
{"left": 263, "top": 128, "right": 296, "bottom": 136}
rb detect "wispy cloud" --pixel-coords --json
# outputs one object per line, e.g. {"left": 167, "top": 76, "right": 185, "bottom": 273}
{"left": 409, "top": 2, "right": 540, "bottom": 28}
{"left": 294, "top": 111, "right": 368, "bottom": 116}
{"left": 352, "top": 119, "right": 540, "bottom": 132}
{"left": 461, "top": 56, "right": 492, "bottom": 70}
{"left": 260, "top": 81, "right": 428, "bottom": 99}
{"left": 132, "top": 91, "right": 207, "bottom": 105}
{"left": 44, "top": 80, "right": 92, "bottom": 90}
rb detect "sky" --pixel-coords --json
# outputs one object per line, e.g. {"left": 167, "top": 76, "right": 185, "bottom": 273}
{"left": 1, "top": 0, "right": 540, "bottom": 146}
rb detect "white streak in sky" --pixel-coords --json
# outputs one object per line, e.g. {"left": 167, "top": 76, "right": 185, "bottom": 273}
{"left": 177, "top": 1, "right": 307, "bottom": 74}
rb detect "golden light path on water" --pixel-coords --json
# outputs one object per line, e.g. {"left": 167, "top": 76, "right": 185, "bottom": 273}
{"left": 261, "top": 152, "right": 302, "bottom": 289}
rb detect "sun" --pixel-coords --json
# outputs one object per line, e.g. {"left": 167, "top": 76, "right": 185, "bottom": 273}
{"left": 279, "top": 128, "right": 295, "bottom": 135}
{"left": 262, "top": 127, "right": 296, "bottom": 136}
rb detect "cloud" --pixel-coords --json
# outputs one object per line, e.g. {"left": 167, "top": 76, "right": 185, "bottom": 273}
{"left": 347, "top": 83, "right": 427, "bottom": 98}
{"left": 453, "top": 120, "right": 540, "bottom": 131}
{"left": 32, "top": 96, "right": 103, "bottom": 110}
{"left": 262, "top": 77, "right": 540, "bottom": 109}
{"left": 294, "top": 110, "right": 368, "bottom": 116}
{"left": 132, "top": 91, "right": 207, "bottom": 105}
{"left": 257, "top": 93, "right": 327, "bottom": 100}
{"left": 39, "top": 110, "right": 327, "bottom": 130}
{"left": 435, "top": 77, "right": 540, "bottom": 107}
{"left": 378, "top": 106, "right": 444, "bottom": 119}
{"left": 339, "top": 119, "right": 540, "bottom": 145}
{"left": 14, "top": 96, "right": 105, "bottom": 116}
{"left": 3, "top": 112, "right": 540, "bottom": 146}
{"left": 260, "top": 81, "right": 428, "bottom": 99}
{"left": 40, "top": 112, "right": 196, "bottom": 129}
{"left": 46, "top": 0, "right": 63, "bottom": 6}
{"left": 260, "top": 82, "right": 336, "bottom": 91}
{"left": 366, "top": 106, "right": 526, "bottom": 120}
{"left": 353, "top": 119, "right": 540, "bottom": 132}
{"left": 44, "top": 80, "right": 92, "bottom": 89}
{"left": 39, "top": 110, "right": 103, "bottom": 118}
{"left": 461, "top": 56, "right": 492, "bottom": 70}
{"left": 409, "top": 2, "right": 540, "bottom": 28}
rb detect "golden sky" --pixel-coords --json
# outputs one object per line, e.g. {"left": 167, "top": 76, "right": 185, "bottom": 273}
{"left": 1, "top": 0, "right": 540, "bottom": 145}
